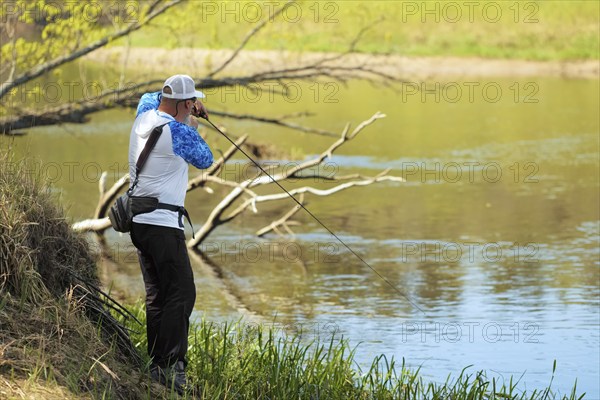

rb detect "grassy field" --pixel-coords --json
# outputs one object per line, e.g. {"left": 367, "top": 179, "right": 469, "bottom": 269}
{"left": 121, "top": 0, "right": 599, "bottom": 60}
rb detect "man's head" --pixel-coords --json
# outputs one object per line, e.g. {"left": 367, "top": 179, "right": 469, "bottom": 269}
{"left": 159, "top": 75, "right": 205, "bottom": 121}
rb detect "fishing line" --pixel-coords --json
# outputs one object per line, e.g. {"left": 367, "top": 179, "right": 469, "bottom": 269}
{"left": 201, "top": 115, "right": 424, "bottom": 314}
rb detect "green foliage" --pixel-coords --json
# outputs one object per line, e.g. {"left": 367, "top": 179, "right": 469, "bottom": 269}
{"left": 0, "top": 1, "right": 141, "bottom": 79}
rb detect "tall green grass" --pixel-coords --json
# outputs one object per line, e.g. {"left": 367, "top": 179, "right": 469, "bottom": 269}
{"left": 123, "top": 301, "right": 586, "bottom": 399}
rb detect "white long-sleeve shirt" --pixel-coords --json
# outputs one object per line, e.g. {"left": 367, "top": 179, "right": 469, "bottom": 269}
{"left": 128, "top": 92, "right": 213, "bottom": 229}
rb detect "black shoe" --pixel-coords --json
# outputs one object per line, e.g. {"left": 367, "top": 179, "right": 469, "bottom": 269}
{"left": 169, "top": 361, "right": 187, "bottom": 395}
{"left": 149, "top": 363, "right": 167, "bottom": 385}
{"left": 149, "top": 361, "right": 188, "bottom": 395}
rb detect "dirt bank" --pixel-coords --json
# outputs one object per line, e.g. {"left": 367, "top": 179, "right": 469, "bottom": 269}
{"left": 87, "top": 47, "right": 599, "bottom": 79}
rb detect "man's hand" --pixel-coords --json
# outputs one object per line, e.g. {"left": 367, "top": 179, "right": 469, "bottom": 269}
{"left": 191, "top": 100, "right": 208, "bottom": 120}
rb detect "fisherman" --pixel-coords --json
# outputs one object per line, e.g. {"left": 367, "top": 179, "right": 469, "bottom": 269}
{"left": 128, "top": 74, "right": 213, "bottom": 394}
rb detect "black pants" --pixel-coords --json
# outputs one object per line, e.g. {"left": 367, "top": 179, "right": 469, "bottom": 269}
{"left": 131, "top": 222, "right": 196, "bottom": 368}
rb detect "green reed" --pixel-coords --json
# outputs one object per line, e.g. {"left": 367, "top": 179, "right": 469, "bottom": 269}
{"left": 122, "top": 302, "right": 585, "bottom": 400}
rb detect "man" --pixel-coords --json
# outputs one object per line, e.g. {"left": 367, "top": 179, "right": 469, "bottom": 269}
{"left": 128, "top": 74, "right": 213, "bottom": 394}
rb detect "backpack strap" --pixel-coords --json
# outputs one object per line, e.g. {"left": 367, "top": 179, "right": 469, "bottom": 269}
{"left": 128, "top": 122, "right": 169, "bottom": 194}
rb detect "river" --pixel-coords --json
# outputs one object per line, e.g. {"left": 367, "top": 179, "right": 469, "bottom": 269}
{"left": 3, "top": 75, "right": 599, "bottom": 397}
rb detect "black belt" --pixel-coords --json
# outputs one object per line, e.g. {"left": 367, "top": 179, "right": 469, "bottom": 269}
{"left": 157, "top": 203, "right": 195, "bottom": 239}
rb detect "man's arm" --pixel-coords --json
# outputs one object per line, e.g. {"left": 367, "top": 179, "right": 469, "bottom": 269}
{"left": 171, "top": 123, "right": 214, "bottom": 169}
{"left": 136, "top": 92, "right": 161, "bottom": 117}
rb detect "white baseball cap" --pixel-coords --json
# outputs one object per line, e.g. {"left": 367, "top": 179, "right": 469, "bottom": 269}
{"left": 161, "top": 74, "right": 205, "bottom": 99}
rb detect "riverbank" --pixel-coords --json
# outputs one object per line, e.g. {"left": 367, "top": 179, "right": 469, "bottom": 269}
{"left": 0, "top": 151, "right": 587, "bottom": 399}
{"left": 87, "top": 47, "right": 600, "bottom": 80}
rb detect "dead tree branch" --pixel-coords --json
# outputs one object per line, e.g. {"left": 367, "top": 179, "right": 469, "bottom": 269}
{"left": 72, "top": 113, "right": 403, "bottom": 245}
{"left": 1, "top": 58, "right": 396, "bottom": 134}
{"left": 210, "top": 110, "right": 339, "bottom": 138}
{"left": 185, "top": 112, "right": 404, "bottom": 248}
{"left": 256, "top": 194, "right": 305, "bottom": 237}
{"left": 2, "top": 4, "right": 403, "bottom": 136}
{"left": 72, "top": 216, "right": 112, "bottom": 233}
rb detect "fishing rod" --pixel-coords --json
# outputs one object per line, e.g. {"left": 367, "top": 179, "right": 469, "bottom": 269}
{"left": 200, "top": 114, "right": 423, "bottom": 314}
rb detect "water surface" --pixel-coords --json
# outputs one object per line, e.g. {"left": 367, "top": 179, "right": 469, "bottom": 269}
{"left": 4, "top": 76, "right": 599, "bottom": 397}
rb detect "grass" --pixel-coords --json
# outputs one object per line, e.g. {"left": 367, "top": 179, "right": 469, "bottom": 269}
{"left": 120, "top": 301, "right": 586, "bottom": 400}
{"left": 0, "top": 149, "right": 588, "bottom": 399}
{"left": 1, "top": 296, "right": 140, "bottom": 399}
{"left": 120, "top": 0, "right": 599, "bottom": 61}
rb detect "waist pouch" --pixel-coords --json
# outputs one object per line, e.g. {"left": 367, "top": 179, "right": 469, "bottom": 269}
{"left": 109, "top": 194, "right": 194, "bottom": 238}
{"left": 130, "top": 196, "right": 159, "bottom": 215}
